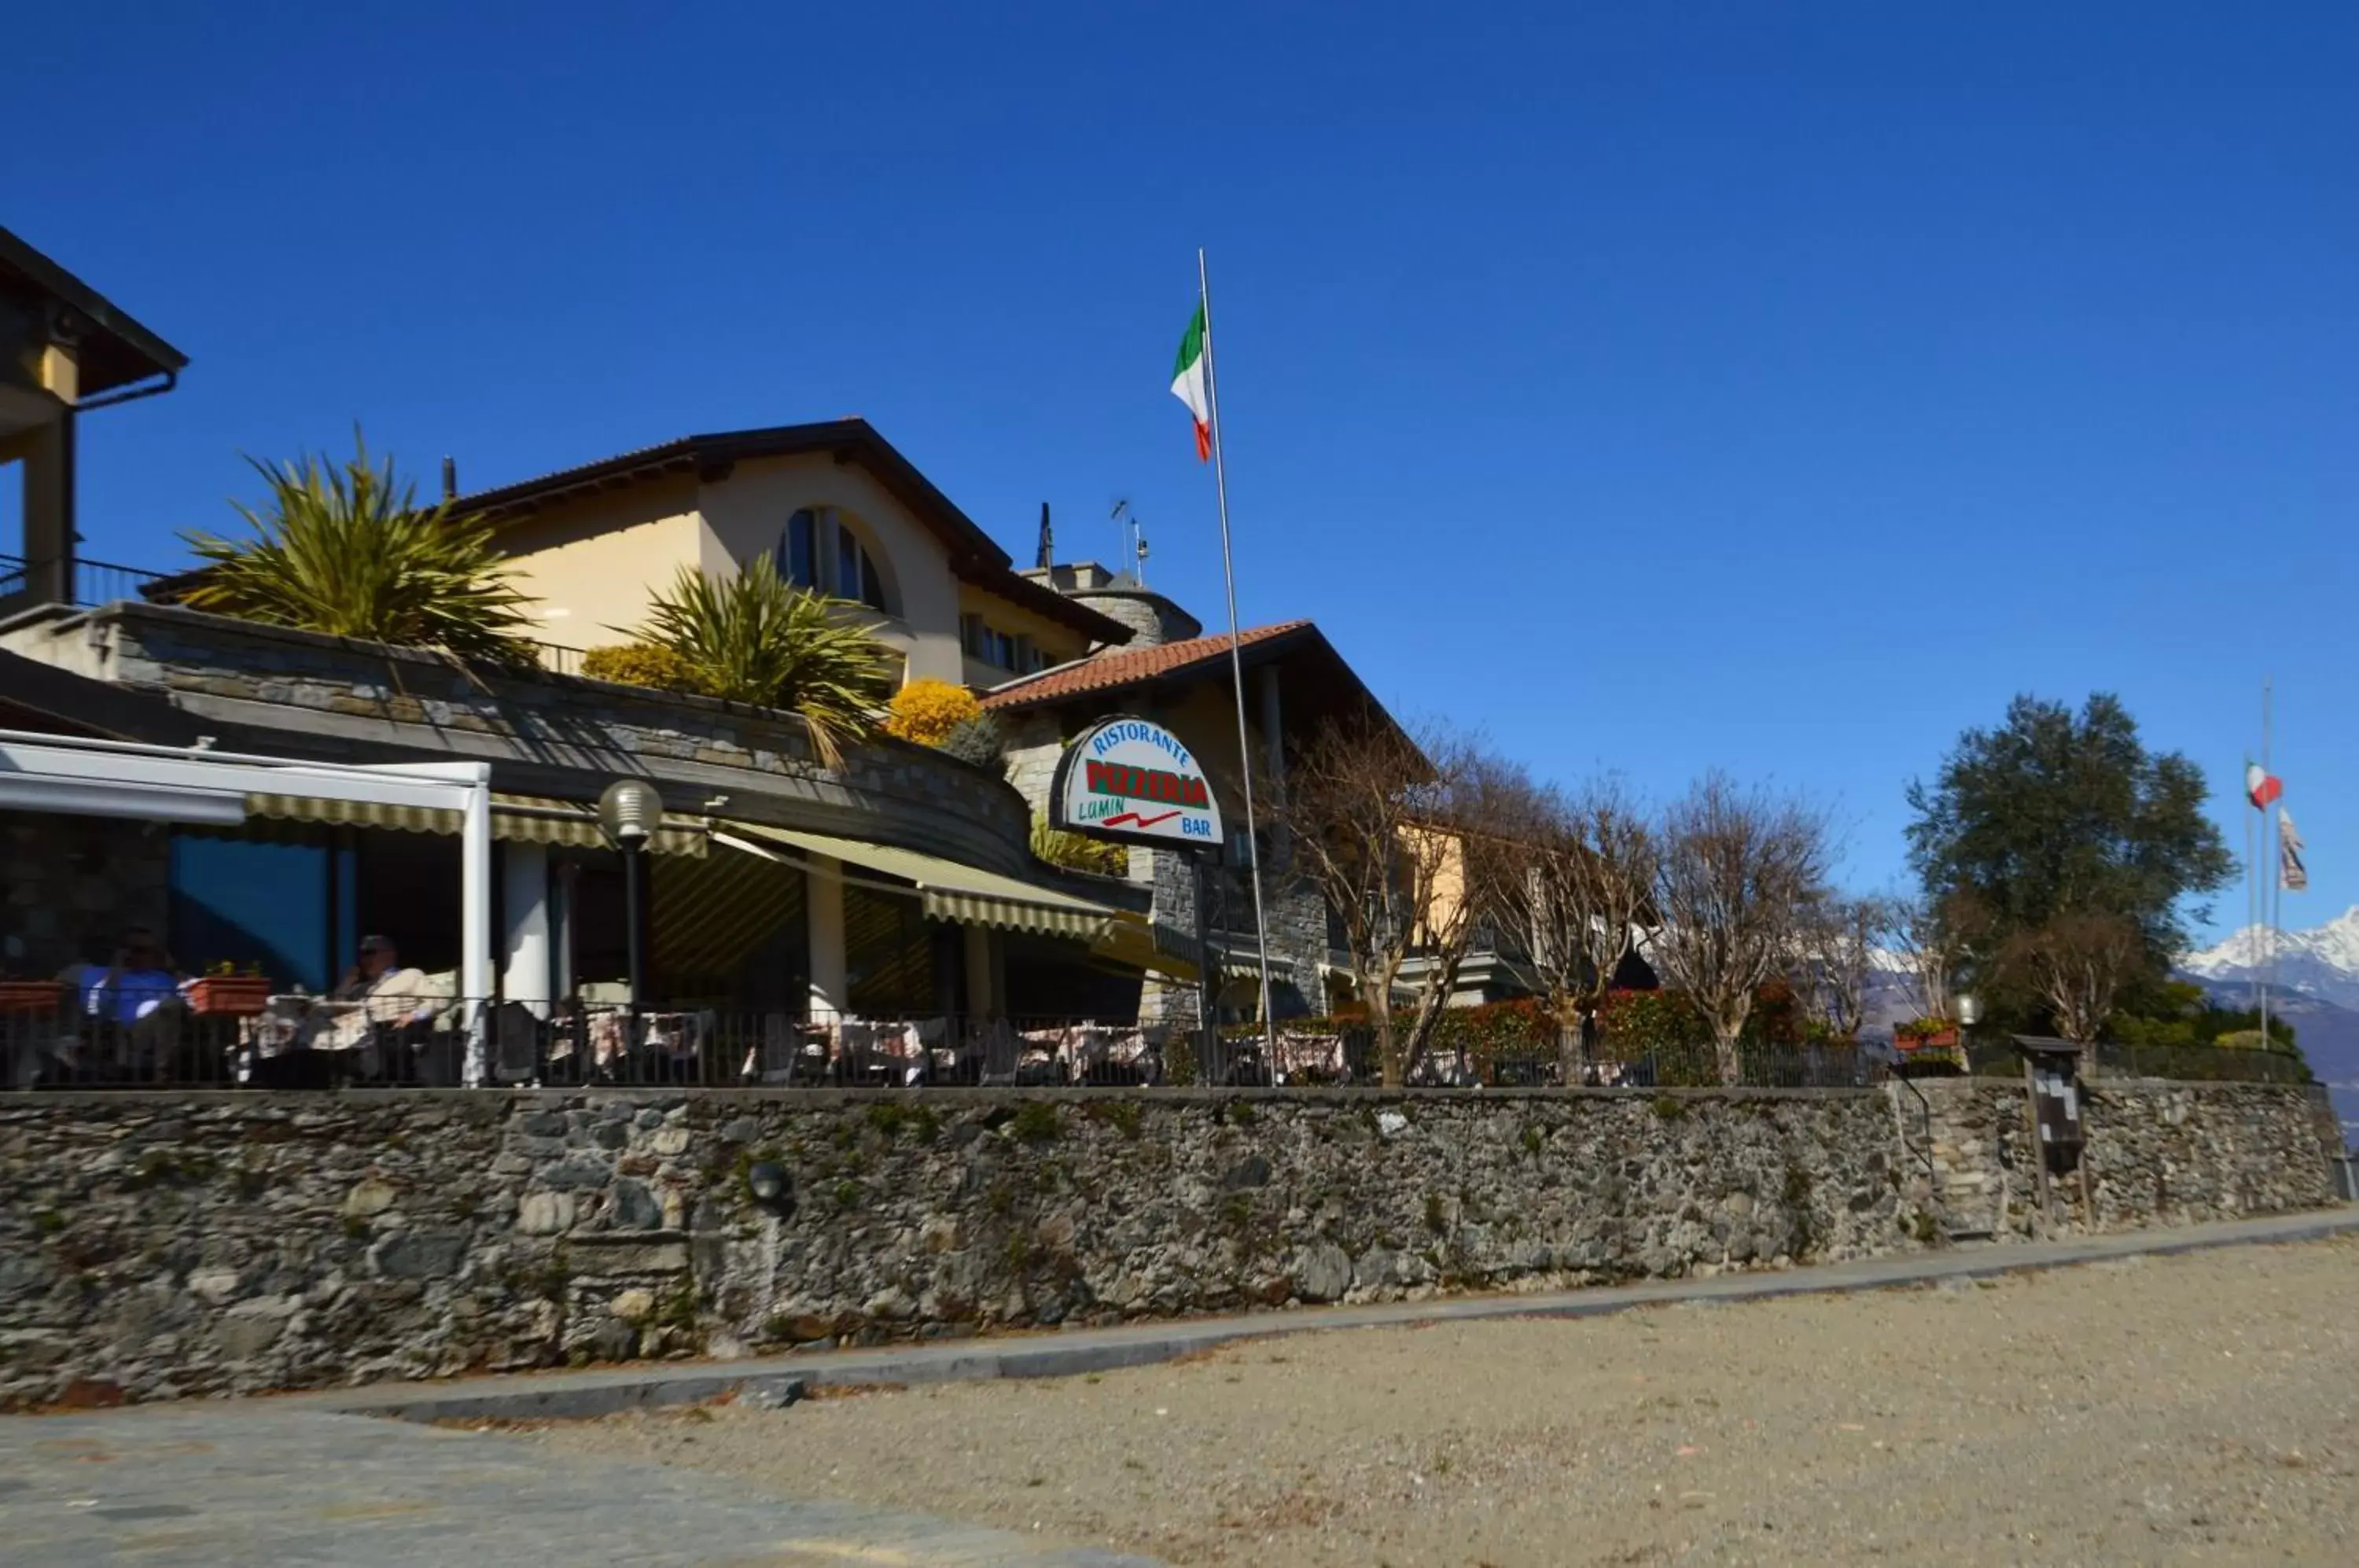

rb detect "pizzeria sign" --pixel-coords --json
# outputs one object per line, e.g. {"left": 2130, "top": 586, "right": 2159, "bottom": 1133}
{"left": 1047, "top": 716, "right": 1224, "bottom": 848}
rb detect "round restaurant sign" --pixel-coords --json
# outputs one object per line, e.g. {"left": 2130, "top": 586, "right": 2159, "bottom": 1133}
{"left": 1047, "top": 716, "right": 1224, "bottom": 848}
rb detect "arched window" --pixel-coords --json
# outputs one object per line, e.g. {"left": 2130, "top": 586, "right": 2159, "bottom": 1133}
{"left": 779, "top": 507, "right": 891, "bottom": 613}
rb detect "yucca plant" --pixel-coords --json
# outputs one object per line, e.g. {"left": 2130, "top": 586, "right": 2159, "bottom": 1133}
{"left": 635, "top": 554, "right": 899, "bottom": 766}
{"left": 178, "top": 432, "right": 539, "bottom": 667}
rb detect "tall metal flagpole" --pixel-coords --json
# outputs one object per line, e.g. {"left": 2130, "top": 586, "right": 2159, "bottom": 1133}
{"left": 2261, "top": 678, "right": 2273, "bottom": 1047}
{"left": 1197, "top": 247, "right": 1278, "bottom": 1051}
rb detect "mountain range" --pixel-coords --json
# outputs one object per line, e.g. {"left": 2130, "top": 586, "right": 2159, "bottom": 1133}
{"left": 2181, "top": 906, "right": 2359, "bottom": 1149}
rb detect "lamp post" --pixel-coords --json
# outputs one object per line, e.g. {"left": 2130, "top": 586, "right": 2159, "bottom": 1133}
{"left": 1956, "top": 992, "right": 1982, "bottom": 1070}
{"left": 597, "top": 780, "right": 662, "bottom": 1025}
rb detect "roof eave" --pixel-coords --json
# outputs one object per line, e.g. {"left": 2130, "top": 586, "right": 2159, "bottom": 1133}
{"left": 0, "top": 226, "right": 189, "bottom": 393}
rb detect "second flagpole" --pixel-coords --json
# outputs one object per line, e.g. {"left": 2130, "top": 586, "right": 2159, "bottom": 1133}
{"left": 1197, "top": 246, "right": 1279, "bottom": 1058}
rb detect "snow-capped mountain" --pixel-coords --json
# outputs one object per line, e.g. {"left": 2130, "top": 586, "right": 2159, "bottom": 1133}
{"left": 2181, "top": 904, "right": 2359, "bottom": 1011}
{"left": 2180, "top": 907, "right": 2359, "bottom": 1150}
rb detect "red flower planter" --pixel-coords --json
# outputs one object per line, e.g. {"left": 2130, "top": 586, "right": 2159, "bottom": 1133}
{"left": 0, "top": 981, "right": 64, "bottom": 1015}
{"left": 188, "top": 976, "right": 271, "bottom": 1018}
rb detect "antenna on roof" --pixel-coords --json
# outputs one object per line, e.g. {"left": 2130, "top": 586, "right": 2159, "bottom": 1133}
{"left": 441, "top": 455, "right": 458, "bottom": 502}
{"left": 1036, "top": 501, "right": 1053, "bottom": 569}
{"left": 1110, "top": 498, "right": 1145, "bottom": 587}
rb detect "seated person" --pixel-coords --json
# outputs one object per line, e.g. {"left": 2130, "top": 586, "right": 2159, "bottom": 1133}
{"left": 74, "top": 926, "right": 190, "bottom": 1079}
{"left": 318, "top": 936, "right": 441, "bottom": 1055}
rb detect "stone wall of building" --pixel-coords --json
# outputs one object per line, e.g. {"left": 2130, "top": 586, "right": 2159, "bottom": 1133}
{"left": 0, "top": 809, "right": 171, "bottom": 980}
{"left": 2, "top": 1079, "right": 2338, "bottom": 1409}
{"left": 1, "top": 605, "right": 1036, "bottom": 878}
{"left": 1908, "top": 1077, "right": 2340, "bottom": 1238}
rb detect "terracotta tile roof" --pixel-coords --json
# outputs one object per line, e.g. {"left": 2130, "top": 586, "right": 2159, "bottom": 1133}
{"left": 980, "top": 620, "right": 1316, "bottom": 709}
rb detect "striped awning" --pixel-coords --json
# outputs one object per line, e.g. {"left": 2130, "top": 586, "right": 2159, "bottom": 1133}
{"left": 716, "top": 821, "right": 1118, "bottom": 941}
{"left": 1089, "top": 914, "right": 1201, "bottom": 982}
{"left": 242, "top": 791, "right": 709, "bottom": 856}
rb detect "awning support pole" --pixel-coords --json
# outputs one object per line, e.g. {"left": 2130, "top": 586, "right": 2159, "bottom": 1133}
{"left": 461, "top": 775, "right": 492, "bottom": 1087}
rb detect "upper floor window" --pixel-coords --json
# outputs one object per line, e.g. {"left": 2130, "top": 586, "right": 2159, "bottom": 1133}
{"left": 779, "top": 507, "right": 891, "bottom": 614}
{"left": 961, "top": 613, "right": 1047, "bottom": 674}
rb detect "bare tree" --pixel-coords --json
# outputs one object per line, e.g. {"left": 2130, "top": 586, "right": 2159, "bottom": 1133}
{"left": 1789, "top": 894, "right": 1885, "bottom": 1043}
{"left": 1497, "top": 777, "right": 1658, "bottom": 1080}
{"left": 2008, "top": 910, "right": 2138, "bottom": 1062}
{"left": 1649, "top": 773, "right": 1835, "bottom": 1084}
{"left": 1276, "top": 720, "right": 1518, "bottom": 1085}
{"left": 1889, "top": 891, "right": 1963, "bottom": 1021}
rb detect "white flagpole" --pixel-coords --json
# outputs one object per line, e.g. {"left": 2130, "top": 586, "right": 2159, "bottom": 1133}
{"left": 1197, "top": 246, "right": 1278, "bottom": 1051}
{"left": 2261, "top": 677, "right": 2274, "bottom": 1047}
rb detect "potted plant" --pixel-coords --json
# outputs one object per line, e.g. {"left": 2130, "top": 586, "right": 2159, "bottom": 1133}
{"left": 188, "top": 961, "right": 271, "bottom": 1018}
{"left": 1895, "top": 1014, "right": 1962, "bottom": 1066}
{"left": 0, "top": 977, "right": 65, "bottom": 1014}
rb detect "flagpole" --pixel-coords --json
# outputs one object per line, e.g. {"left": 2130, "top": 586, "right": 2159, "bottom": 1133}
{"left": 1196, "top": 246, "right": 1278, "bottom": 1054}
{"left": 2261, "top": 677, "right": 2273, "bottom": 1047}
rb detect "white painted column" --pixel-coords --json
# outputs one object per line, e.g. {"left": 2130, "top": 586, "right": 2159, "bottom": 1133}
{"left": 806, "top": 855, "right": 848, "bottom": 1023}
{"left": 459, "top": 775, "right": 493, "bottom": 1087}
{"left": 962, "top": 922, "right": 995, "bottom": 1020}
{"left": 502, "top": 841, "right": 552, "bottom": 1019}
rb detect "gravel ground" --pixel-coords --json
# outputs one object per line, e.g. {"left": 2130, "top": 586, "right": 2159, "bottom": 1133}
{"left": 543, "top": 1237, "right": 2359, "bottom": 1566}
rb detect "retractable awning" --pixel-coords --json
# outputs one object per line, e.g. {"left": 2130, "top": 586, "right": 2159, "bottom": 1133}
{"left": 243, "top": 791, "right": 709, "bottom": 856}
{"left": 716, "top": 821, "right": 1117, "bottom": 941}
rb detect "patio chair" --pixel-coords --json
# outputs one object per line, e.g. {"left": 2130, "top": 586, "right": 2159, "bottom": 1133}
{"left": 975, "top": 1018, "right": 1021, "bottom": 1086}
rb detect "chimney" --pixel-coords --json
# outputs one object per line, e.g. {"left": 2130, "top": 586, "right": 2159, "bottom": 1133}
{"left": 1036, "top": 501, "right": 1053, "bottom": 570}
{"left": 442, "top": 455, "right": 458, "bottom": 502}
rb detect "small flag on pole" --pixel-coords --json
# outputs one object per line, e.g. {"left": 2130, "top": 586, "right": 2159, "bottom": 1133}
{"left": 1171, "top": 304, "right": 1212, "bottom": 460}
{"left": 2246, "top": 762, "right": 2284, "bottom": 809}
{"left": 2280, "top": 808, "right": 2309, "bottom": 892}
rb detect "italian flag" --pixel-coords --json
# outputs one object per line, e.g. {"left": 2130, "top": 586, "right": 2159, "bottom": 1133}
{"left": 1171, "top": 303, "right": 1212, "bottom": 460}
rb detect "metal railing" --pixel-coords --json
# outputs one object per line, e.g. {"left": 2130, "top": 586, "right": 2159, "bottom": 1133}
{"left": 1959, "top": 1037, "right": 2311, "bottom": 1084}
{"left": 0, "top": 553, "right": 167, "bottom": 609}
{"left": 530, "top": 639, "right": 587, "bottom": 677}
{"left": 8, "top": 987, "right": 1908, "bottom": 1093}
{"left": 2, "top": 996, "right": 1197, "bottom": 1091}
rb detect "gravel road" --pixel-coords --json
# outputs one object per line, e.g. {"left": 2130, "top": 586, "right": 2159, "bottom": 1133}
{"left": 543, "top": 1236, "right": 2359, "bottom": 1566}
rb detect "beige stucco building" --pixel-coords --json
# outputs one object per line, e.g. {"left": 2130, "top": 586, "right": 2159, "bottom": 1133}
{"left": 1, "top": 226, "right": 186, "bottom": 610}
{"left": 458, "top": 421, "right": 1130, "bottom": 689}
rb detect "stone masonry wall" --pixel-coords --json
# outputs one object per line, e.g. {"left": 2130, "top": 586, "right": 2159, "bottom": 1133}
{"left": 1908, "top": 1077, "right": 2339, "bottom": 1238}
{"left": 1, "top": 1081, "right": 2335, "bottom": 1410}
{"left": 3, "top": 1088, "right": 1911, "bottom": 1408}
{"left": 0, "top": 810, "right": 171, "bottom": 981}
{"left": 2, "top": 605, "right": 1036, "bottom": 877}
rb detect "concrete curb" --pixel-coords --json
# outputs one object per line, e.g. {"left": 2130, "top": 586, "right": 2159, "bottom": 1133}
{"left": 278, "top": 1205, "right": 2359, "bottom": 1426}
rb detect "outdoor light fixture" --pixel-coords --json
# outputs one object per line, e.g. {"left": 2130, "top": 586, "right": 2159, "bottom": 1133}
{"left": 598, "top": 778, "right": 663, "bottom": 1012}
{"left": 597, "top": 778, "right": 664, "bottom": 848}
{"left": 745, "top": 1161, "right": 792, "bottom": 1214}
{"left": 1956, "top": 993, "right": 1983, "bottom": 1029}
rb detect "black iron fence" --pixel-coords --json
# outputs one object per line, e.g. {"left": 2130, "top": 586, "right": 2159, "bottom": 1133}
{"left": 2, "top": 995, "right": 1198, "bottom": 1091}
{"left": 11, "top": 986, "right": 2305, "bottom": 1094}
{"left": 1959, "top": 1036, "right": 2311, "bottom": 1085}
{"left": 0, "top": 552, "right": 167, "bottom": 609}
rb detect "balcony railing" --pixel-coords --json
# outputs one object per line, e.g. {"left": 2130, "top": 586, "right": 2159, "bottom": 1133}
{"left": 0, "top": 553, "right": 168, "bottom": 609}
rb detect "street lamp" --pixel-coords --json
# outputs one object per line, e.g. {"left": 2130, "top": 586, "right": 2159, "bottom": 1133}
{"left": 1955, "top": 993, "right": 1982, "bottom": 1028}
{"left": 598, "top": 779, "right": 662, "bottom": 1013}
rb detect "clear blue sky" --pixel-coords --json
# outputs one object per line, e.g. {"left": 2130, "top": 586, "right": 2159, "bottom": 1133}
{"left": 12, "top": 3, "right": 2356, "bottom": 939}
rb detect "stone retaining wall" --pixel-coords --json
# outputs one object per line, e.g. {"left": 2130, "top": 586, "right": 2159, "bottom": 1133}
{"left": 0, "top": 1081, "right": 2337, "bottom": 1409}
{"left": 1913, "top": 1077, "right": 2339, "bottom": 1236}
{"left": 0, "top": 603, "right": 1042, "bottom": 878}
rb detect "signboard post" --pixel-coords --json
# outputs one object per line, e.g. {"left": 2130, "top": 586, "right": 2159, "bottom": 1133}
{"left": 1049, "top": 716, "right": 1227, "bottom": 1076}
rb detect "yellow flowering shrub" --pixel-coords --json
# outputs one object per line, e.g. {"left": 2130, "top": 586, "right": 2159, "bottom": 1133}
{"left": 884, "top": 678, "right": 982, "bottom": 745}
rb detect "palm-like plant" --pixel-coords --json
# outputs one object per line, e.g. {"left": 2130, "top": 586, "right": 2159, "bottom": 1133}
{"left": 636, "top": 554, "right": 898, "bottom": 766}
{"left": 178, "top": 433, "right": 539, "bottom": 666}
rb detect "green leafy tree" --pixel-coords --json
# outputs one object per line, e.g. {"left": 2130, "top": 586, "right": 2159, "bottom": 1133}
{"left": 1904, "top": 694, "right": 2235, "bottom": 1030}
{"left": 178, "top": 433, "right": 538, "bottom": 665}
{"left": 631, "top": 554, "right": 898, "bottom": 767}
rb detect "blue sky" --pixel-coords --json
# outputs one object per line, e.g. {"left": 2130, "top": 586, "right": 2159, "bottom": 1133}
{"left": 11, "top": 3, "right": 2355, "bottom": 939}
